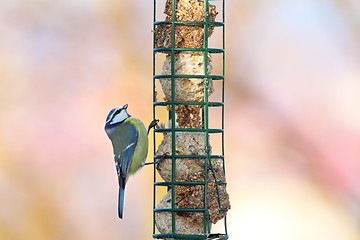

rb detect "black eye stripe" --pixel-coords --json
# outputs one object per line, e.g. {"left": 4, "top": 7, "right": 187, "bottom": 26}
{"left": 107, "top": 109, "right": 120, "bottom": 122}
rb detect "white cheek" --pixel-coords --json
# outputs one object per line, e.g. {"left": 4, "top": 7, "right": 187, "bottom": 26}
{"left": 110, "top": 111, "right": 128, "bottom": 124}
{"left": 106, "top": 109, "right": 120, "bottom": 124}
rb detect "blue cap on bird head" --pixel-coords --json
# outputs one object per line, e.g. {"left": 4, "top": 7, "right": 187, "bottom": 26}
{"left": 106, "top": 104, "right": 130, "bottom": 126}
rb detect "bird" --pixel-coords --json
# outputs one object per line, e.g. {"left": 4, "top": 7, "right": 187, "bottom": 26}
{"left": 105, "top": 104, "right": 152, "bottom": 219}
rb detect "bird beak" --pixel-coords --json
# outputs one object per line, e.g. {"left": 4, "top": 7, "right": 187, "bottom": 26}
{"left": 123, "top": 104, "right": 128, "bottom": 109}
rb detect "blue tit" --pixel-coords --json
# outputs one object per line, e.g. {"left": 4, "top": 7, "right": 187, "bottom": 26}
{"left": 104, "top": 104, "right": 148, "bottom": 219}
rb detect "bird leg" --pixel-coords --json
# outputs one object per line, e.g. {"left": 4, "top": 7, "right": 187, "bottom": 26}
{"left": 144, "top": 152, "right": 169, "bottom": 166}
{"left": 147, "top": 119, "right": 159, "bottom": 135}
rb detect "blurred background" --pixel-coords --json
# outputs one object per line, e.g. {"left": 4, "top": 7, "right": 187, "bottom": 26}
{"left": 0, "top": 0, "right": 360, "bottom": 239}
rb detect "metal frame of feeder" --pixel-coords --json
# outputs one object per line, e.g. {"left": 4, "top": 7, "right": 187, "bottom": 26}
{"left": 152, "top": 0, "right": 227, "bottom": 239}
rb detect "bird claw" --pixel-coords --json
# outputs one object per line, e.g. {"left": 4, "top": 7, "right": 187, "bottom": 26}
{"left": 147, "top": 119, "right": 159, "bottom": 135}
{"left": 144, "top": 152, "right": 169, "bottom": 166}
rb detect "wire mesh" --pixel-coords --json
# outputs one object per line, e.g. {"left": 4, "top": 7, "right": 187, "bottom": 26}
{"left": 153, "top": 0, "right": 228, "bottom": 239}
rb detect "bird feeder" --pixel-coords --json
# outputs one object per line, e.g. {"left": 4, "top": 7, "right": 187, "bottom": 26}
{"left": 152, "top": 0, "right": 229, "bottom": 239}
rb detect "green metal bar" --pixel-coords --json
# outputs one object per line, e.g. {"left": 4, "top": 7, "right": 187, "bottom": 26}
{"left": 154, "top": 128, "right": 223, "bottom": 133}
{"left": 153, "top": 234, "right": 208, "bottom": 239}
{"left": 154, "top": 21, "right": 224, "bottom": 26}
{"left": 154, "top": 180, "right": 227, "bottom": 186}
{"left": 153, "top": 235, "right": 229, "bottom": 240}
{"left": 154, "top": 75, "right": 224, "bottom": 81}
{"left": 154, "top": 48, "right": 224, "bottom": 53}
{"left": 155, "top": 208, "right": 207, "bottom": 212}
{"left": 170, "top": 0, "right": 177, "bottom": 236}
{"left": 154, "top": 74, "right": 224, "bottom": 79}
{"left": 152, "top": 0, "right": 157, "bottom": 236}
{"left": 153, "top": 154, "right": 224, "bottom": 159}
{"left": 153, "top": 234, "right": 229, "bottom": 240}
{"left": 154, "top": 208, "right": 228, "bottom": 213}
{"left": 203, "top": 0, "right": 211, "bottom": 234}
{"left": 154, "top": 207, "right": 228, "bottom": 212}
{"left": 153, "top": 101, "right": 223, "bottom": 106}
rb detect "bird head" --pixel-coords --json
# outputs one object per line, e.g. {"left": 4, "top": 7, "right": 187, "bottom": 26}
{"left": 105, "top": 104, "right": 130, "bottom": 132}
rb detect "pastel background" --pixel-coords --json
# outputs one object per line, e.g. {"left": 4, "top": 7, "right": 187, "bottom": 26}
{"left": 0, "top": 0, "right": 359, "bottom": 239}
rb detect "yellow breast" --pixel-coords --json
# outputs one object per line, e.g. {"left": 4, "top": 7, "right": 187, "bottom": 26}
{"left": 124, "top": 117, "right": 148, "bottom": 175}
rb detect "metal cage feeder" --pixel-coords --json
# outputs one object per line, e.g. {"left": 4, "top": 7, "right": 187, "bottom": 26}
{"left": 152, "top": 0, "right": 229, "bottom": 239}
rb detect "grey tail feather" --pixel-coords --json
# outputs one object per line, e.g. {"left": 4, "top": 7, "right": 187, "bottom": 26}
{"left": 118, "top": 179, "right": 125, "bottom": 219}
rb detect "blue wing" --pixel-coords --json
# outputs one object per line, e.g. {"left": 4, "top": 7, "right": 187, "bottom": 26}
{"left": 113, "top": 121, "right": 138, "bottom": 180}
{"left": 112, "top": 121, "right": 138, "bottom": 218}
